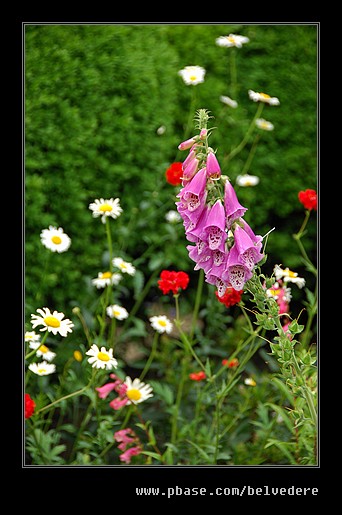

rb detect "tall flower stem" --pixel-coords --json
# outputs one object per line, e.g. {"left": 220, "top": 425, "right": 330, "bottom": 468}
{"left": 140, "top": 332, "right": 159, "bottom": 381}
{"left": 240, "top": 133, "right": 261, "bottom": 175}
{"left": 190, "top": 269, "right": 204, "bottom": 342}
{"left": 224, "top": 102, "right": 264, "bottom": 164}
{"left": 34, "top": 368, "right": 98, "bottom": 416}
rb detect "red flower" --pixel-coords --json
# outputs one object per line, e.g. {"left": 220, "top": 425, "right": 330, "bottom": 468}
{"left": 222, "top": 358, "right": 239, "bottom": 368}
{"left": 189, "top": 371, "right": 206, "bottom": 381}
{"left": 215, "top": 287, "right": 243, "bottom": 307}
{"left": 158, "top": 270, "right": 190, "bottom": 295}
{"left": 25, "top": 393, "right": 36, "bottom": 419}
{"left": 165, "top": 162, "right": 183, "bottom": 186}
{"left": 298, "top": 189, "right": 317, "bottom": 211}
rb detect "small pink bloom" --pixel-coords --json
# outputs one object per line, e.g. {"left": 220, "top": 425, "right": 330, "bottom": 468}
{"left": 178, "top": 137, "right": 196, "bottom": 151}
{"left": 109, "top": 397, "right": 129, "bottom": 410}
{"left": 119, "top": 446, "right": 142, "bottom": 464}
{"left": 206, "top": 151, "right": 221, "bottom": 179}
{"left": 96, "top": 382, "right": 117, "bottom": 399}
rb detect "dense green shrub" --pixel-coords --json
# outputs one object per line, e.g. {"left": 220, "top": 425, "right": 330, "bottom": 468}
{"left": 25, "top": 24, "right": 317, "bottom": 318}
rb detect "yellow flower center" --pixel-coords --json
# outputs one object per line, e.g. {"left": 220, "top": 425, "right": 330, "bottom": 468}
{"left": 44, "top": 316, "right": 61, "bottom": 328}
{"left": 259, "top": 92, "right": 271, "bottom": 100}
{"left": 73, "top": 350, "right": 82, "bottom": 362}
{"left": 99, "top": 203, "right": 113, "bottom": 212}
{"left": 286, "top": 269, "right": 297, "bottom": 278}
{"left": 119, "top": 263, "right": 128, "bottom": 271}
{"left": 158, "top": 320, "right": 167, "bottom": 327}
{"left": 101, "top": 272, "right": 112, "bottom": 279}
{"left": 39, "top": 344, "right": 49, "bottom": 353}
{"left": 39, "top": 368, "right": 47, "bottom": 374}
{"left": 269, "top": 288, "right": 281, "bottom": 297}
{"left": 190, "top": 75, "right": 197, "bottom": 81}
{"left": 113, "top": 310, "right": 121, "bottom": 317}
{"left": 227, "top": 36, "right": 236, "bottom": 43}
{"left": 51, "top": 235, "right": 62, "bottom": 244}
{"left": 127, "top": 388, "right": 142, "bottom": 401}
{"left": 97, "top": 352, "right": 110, "bottom": 362}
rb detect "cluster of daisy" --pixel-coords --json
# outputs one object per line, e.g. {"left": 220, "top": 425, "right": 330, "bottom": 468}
{"left": 265, "top": 264, "right": 305, "bottom": 334}
{"left": 175, "top": 109, "right": 266, "bottom": 296}
{"left": 26, "top": 308, "right": 75, "bottom": 377}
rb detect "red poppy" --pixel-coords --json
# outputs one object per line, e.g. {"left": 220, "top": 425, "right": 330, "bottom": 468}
{"left": 298, "top": 189, "right": 317, "bottom": 211}
{"left": 189, "top": 371, "right": 206, "bottom": 381}
{"left": 158, "top": 270, "right": 190, "bottom": 295}
{"left": 165, "top": 162, "right": 183, "bottom": 186}
{"left": 215, "top": 287, "right": 243, "bottom": 307}
{"left": 222, "top": 358, "right": 239, "bottom": 368}
{"left": 25, "top": 393, "right": 36, "bottom": 419}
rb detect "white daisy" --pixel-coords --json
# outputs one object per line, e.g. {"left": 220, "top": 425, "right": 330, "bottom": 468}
{"left": 255, "top": 118, "right": 274, "bottom": 131}
{"left": 29, "top": 361, "right": 56, "bottom": 376}
{"left": 244, "top": 377, "right": 256, "bottom": 386}
{"left": 31, "top": 307, "right": 74, "bottom": 337}
{"left": 248, "top": 89, "right": 280, "bottom": 105}
{"left": 25, "top": 331, "right": 41, "bottom": 349}
{"left": 178, "top": 66, "right": 206, "bottom": 86}
{"left": 112, "top": 257, "right": 136, "bottom": 276}
{"left": 92, "top": 271, "right": 122, "bottom": 289}
{"left": 89, "top": 197, "right": 123, "bottom": 223}
{"left": 86, "top": 344, "right": 118, "bottom": 370}
{"left": 274, "top": 265, "right": 305, "bottom": 288}
{"left": 236, "top": 174, "right": 260, "bottom": 187}
{"left": 106, "top": 304, "right": 129, "bottom": 320}
{"left": 216, "top": 34, "right": 250, "bottom": 48}
{"left": 124, "top": 376, "right": 153, "bottom": 405}
{"left": 40, "top": 226, "right": 71, "bottom": 253}
{"left": 36, "top": 344, "right": 56, "bottom": 362}
{"left": 165, "top": 210, "right": 182, "bottom": 223}
{"left": 219, "top": 95, "right": 238, "bottom": 108}
{"left": 149, "top": 315, "right": 173, "bottom": 334}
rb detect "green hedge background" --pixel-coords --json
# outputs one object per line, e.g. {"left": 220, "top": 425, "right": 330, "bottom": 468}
{"left": 25, "top": 24, "right": 317, "bottom": 319}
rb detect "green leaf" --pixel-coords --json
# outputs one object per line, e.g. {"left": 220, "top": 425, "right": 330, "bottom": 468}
{"left": 186, "top": 440, "right": 212, "bottom": 464}
{"left": 141, "top": 451, "right": 163, "bottom": 462}
{"left": 265, "top": 439, "right": 297, "bottom": 465}
{"left": 266, "top": 402, "right": 294, "bottom": 434}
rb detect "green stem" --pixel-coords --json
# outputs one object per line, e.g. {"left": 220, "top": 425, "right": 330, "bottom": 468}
{"left": 34, "top": 369, "right": 97, "bottom": 416}
{"left": 190, "top": 269, "right": 204, "bottom": 342}
{"left": 140, "top": 332, "right": 159, "bottom": 381}
{"left": 229, "top": 48, "right": 237, "bottom": 99}
{"left": 224, "top": 103, "right": 264, "bottom": 163}
{"left": 68, "top": 401, "right": 94, "bottom": 463}
{"left": 170, "top": 357, "right": 188, "bottom": 447}
{"left": 291, "top": 350, "right": 317, "bottom": 426}
{"left": 240, "top": 133, "right": 261, "bottom": 175}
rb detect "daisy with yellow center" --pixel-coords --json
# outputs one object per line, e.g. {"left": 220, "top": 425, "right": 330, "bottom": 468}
{"left": 255, "top": 118, "right": 274, "bottom": 131}
{"left": 25, "top": 331, "right": 41, "bottom": 348}
{"left": 236, "top": 174, "right": 260, "bottom": 187}
{"left": 149, "top": 315, "right": 173, "bottom": 334}
{"left": 36, "top": 344, "right": 56, "bottom": 362}
{"left": 244, "top": 377, "right": 257, "bottom": 387}
{"left": 106, "top": 304, "right": 129, "bottom": 320}
{"left": 112, "top": 257, "right": 136, "bottom": 276}
{"left": 28, "top": 361, "right": 56, "bottom": 376}
{"left": 248, "top": 89, "right": 280, "bottom": 105}
{"left": 178, "top": 66, "right": 206, "bottom": 86}
{"left": 30, "top": 307, "right": 74, "bottom": 337}
{"left": 89, "top": 197, "right": 123, "bottom": 223}
{"left": 216, "top": 34, "right": 250, "bottom": 48}
{"left": 274, "top": 265, "right": 305, "bottom": 288}
{"left": 92, "top": 271, "right": 122, "bottom": 289}
{"left": 40, "top": 226, "right": 71, "bottom": 253}
{"left": 86, "top": 344, "right": 118, "bottom": 370}
{"left": 124, "top": 376, "right": 153, "bottom": 405}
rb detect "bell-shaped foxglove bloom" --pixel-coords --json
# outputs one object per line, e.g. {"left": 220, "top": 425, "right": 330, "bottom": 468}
{"left": 176, "top": 167, "right": 208, "bottom": 224}
{"left": 222, "top": 244, "right": 253, "bottom": 290}
{"left": 206, "top": 151, "right": 221, "bottom": 180}
{"left": 187, "top": 243, "right": 213, "bottom": 274}
{"left": 200, "top": 199, "right": 227, "bottom": 251}
{"left": 224, "top": 180, "right": 248, "bottom": 228}
{"left": 233, "top": 224, "right": 264, "bottom": 270}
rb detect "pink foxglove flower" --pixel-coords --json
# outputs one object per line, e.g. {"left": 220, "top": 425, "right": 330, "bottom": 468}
{"left": 233, "top": 225, "right": 264, "bottom": 270}
{"left": 206, "top": 151, "right": 221, "bottom": 179}
{"left": 224, "top": 180, "right": 248, "bottom": 228}
{"left": 200, "top": 200, "right": 227, "bottom": 251}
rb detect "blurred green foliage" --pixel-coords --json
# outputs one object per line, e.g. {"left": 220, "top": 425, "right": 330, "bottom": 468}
{"left": 25, "top": 23, "right": 317, "bottom": 317}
